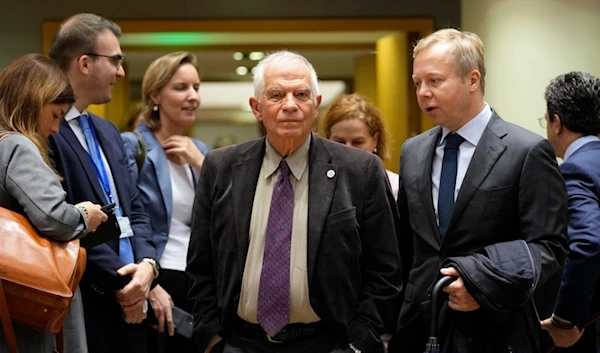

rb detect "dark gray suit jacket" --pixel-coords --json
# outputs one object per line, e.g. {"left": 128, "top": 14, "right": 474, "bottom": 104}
{"left": 395, "top": 113, "right": 568, "bottom": 352}
{"left": 187, "top": 134, "right": 401, "bottom": 352}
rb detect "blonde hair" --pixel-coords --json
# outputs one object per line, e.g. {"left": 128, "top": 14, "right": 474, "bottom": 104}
{"left": 414, "top": 28, "right": 486, "bottom": 93}
{"left": 322, "top": 93, "right": 390, "bottom": 161}
{"left": 141, "top": 52, "right": 198, "bottom": 131}
{"left": 0, "top": 54, "right": 75, "bottom": 174}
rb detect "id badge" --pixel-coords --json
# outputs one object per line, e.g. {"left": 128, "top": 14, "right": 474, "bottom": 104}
{"left": 117, "top": 216, "right": 134, "bottom": 239}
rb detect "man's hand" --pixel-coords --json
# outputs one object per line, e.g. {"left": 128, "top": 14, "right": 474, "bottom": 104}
{"left": 440, "top": 267, "right": 480, "bottom": 312}
{"left": 541, "top": 318, "right": 584, "bottom": 348}
{"left": 149, "top": 284, "right": 175, "bottom": 336}
{"left": 121, "top": 298, "right": 147, "bottom": 324}
{"left": 115, "top": 262, "right": 154, "bottom": 306}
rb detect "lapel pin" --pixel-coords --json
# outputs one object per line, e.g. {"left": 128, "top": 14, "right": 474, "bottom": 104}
{"left": 327, "top": 170, "right": 335, "bottom": 179}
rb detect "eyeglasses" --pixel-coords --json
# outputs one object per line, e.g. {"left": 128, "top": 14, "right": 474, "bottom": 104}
{"left": 538, "top": 116, "right": 547, "bottom": 129}
{"left": 84, "top": 53, "right": 124, "bottom": 67}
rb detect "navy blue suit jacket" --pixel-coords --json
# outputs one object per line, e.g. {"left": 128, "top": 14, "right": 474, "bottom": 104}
{"left": 49, "top": 114, "right": 157, "bottom": 297}
{"left": 554, "top": 140, "right": 600, "bottom": 324}
{"left": 121, "top": 121, "right": 210, "bottom": 260}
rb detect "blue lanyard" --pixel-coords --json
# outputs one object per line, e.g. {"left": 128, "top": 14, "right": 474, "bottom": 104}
{"left": 85, "top": 119, "right": 115, "bottom": 207}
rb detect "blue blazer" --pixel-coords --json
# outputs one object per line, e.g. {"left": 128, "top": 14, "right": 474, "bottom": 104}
{"left": 553, "top": 140, "right": 600, "bottom": 324}
{"left": 121, "top": 121, "right": 210, "bottom": 260}
{"left": 49, "top": 114, "right": 157, "bottom": 295}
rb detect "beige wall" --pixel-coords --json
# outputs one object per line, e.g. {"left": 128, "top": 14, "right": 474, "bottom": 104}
{"left": 462, "top": 0, "right": 600, "bottom": 136}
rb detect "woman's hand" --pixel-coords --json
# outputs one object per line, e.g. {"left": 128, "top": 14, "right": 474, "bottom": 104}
{"left": 161, "top": 135, "right": 205, "bottom": 172}
{"left": 76, "top": 201, "right": 107, "bottom": 232}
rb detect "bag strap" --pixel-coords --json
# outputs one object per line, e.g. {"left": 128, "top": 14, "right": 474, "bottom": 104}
{"left": 0, "top": 279, "right": 18, "bottom": 353}
{"left": 133, "top": 131, "right": 147, "bottom": 173}
{"left": 53, "top": 328, "right": 64, "bottom": 353}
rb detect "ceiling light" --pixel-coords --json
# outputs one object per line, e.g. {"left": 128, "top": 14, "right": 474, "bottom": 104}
{"left": 232, "top": 52, "right": 244, "bottom": 61}
{"left": 236, "top": 66, "right": 249, "bottom": 75}
{"left": 249, "top": 52, "right": 265, "bottom": 61}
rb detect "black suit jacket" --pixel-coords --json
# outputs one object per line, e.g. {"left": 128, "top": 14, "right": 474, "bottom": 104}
{"left": 187, "top": 134, "right": 401, "bottom": 352}
{"left": 49, "top": 114, "right": 157, "bottom": 349}
{"left": 394, "top": 113, "right": 568, "bottom": 352}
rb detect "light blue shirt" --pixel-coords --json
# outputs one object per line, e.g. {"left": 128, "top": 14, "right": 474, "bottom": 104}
{"left": 432, "top": 103, "right": 492, "bottom": 224}
{"left": 563, "top": 135, "right": 600, "bottom": 162}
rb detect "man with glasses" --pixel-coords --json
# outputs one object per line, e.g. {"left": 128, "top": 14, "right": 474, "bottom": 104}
{"left": 48, "top": 13, "right": 159, "bottom": 353}
{"left": 540, "top": 72, "right": 600, "bottom": 352}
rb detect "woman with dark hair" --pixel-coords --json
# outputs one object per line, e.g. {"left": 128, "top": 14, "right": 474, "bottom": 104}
{"left": 0, "top": 54, "right": 107, "bottom": 352}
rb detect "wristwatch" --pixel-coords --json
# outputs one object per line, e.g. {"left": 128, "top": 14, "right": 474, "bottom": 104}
{"left": 138, "top": 258, "right": 160, "bottom": 279}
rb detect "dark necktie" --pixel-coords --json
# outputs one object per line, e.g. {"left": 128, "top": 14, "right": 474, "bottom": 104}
{"left": 77, "top": 115, "right": 134, "bottom": 264}
{"left": 257, "top": 160, "right": 294, "bottom": 337}
{"left": 438, "top": 133, "right": 465, "bottom": 239}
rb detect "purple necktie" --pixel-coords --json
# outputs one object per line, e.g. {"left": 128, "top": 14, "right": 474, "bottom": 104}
{"left": 257, "top": 160, "right": 294, "bottom": 337}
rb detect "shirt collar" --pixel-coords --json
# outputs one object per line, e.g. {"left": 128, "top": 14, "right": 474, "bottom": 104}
{"left": 439, "top": 103, "right": 492, "bottom": 146}
{"left": 263, "top": 134, "right": 311, "bottom": 181}
{"left": 65, "top": 106, "right": 88, "bottom": 122}
{"left": 564, "top": 135, "right": 600, "bottom": 161}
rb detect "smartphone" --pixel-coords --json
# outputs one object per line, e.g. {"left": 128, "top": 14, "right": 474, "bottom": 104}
{"left": 100, "top": 203, "right": 116, "bottom": 213}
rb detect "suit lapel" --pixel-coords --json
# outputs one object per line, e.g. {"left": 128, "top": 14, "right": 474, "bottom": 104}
{"left": 92, "top": 116, "right": 130, "bottom": 211}
{"left": 232, "top": 139, "right": 264, "bottom": 273}
{"left": 142, "top": 129, "right": 173, "bottom": 222}
{"left": 307, "top": 136, "right": 336, "bottom": 283}
{"left": 446, "top": 114, "right": 507, "bottom": 234}
{"left": 417, "top": 127, "right": 443, "bottom": 247}
{"left": 59, "top": 119, "right": 108, "bottom": 204}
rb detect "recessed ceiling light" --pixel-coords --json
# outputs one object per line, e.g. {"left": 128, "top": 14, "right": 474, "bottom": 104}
{"left": 236, "top": 66, "right": 249, "bottom": 75}
{"left": 233, "top": 52, "right": 244, "bottom": 61}
{"left": 249, "top": 52, "right": 265, "bottom": 61}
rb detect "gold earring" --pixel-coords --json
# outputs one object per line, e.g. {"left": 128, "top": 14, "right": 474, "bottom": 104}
{"left": 152, "top": 104, "right": 158, "bottom": 112}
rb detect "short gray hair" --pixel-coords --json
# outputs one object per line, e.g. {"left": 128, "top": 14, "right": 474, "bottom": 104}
{"left": 252, "top": 50, "right": 320, "bottom": 103}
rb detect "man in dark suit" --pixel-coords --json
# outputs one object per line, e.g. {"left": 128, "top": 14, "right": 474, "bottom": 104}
{"left": 186, "top": 50, "right": 401, "bottom": 353}
{"left": 391, "top": 28, "right": 568, "bottom": 352}
{"left": 540, "top": 72, "right": 600, "bottom": 352}
{"left": 48, "top": 13, "right": 160, "bottom": 353}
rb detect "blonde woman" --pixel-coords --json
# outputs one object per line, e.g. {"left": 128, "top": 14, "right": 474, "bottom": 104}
{"left": 122, "top": 52, "right": 209, "bottom": 353}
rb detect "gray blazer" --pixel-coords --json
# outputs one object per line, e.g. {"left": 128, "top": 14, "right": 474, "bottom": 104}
{"left": 0, "top": 132, "right": 88, "bottom": 353}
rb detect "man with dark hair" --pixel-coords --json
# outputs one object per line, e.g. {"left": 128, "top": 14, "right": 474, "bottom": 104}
{"left": 48, "top": 13, "right": 160, "bottom": 353}
{"left": 541, "top": 71, "right": 600, "bottom": 352}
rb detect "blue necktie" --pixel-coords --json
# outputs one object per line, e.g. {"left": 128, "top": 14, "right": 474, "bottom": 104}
{"left": 77, "top": 115, "right": 134, "bottom": 264}
{"left": 438, "top": 133, "right": 465, "bottom": 239}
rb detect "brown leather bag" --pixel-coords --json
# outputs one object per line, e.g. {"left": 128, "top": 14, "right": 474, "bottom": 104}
{"left": 0, "top": 134, "right": 87, "bottom": 353}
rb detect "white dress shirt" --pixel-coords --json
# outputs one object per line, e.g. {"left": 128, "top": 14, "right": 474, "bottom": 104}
{"left": 563, "top": 135, "right": 600, "bottom": 162}
{"left": 432, "top": 104, "right": 492, "bottom": 224}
